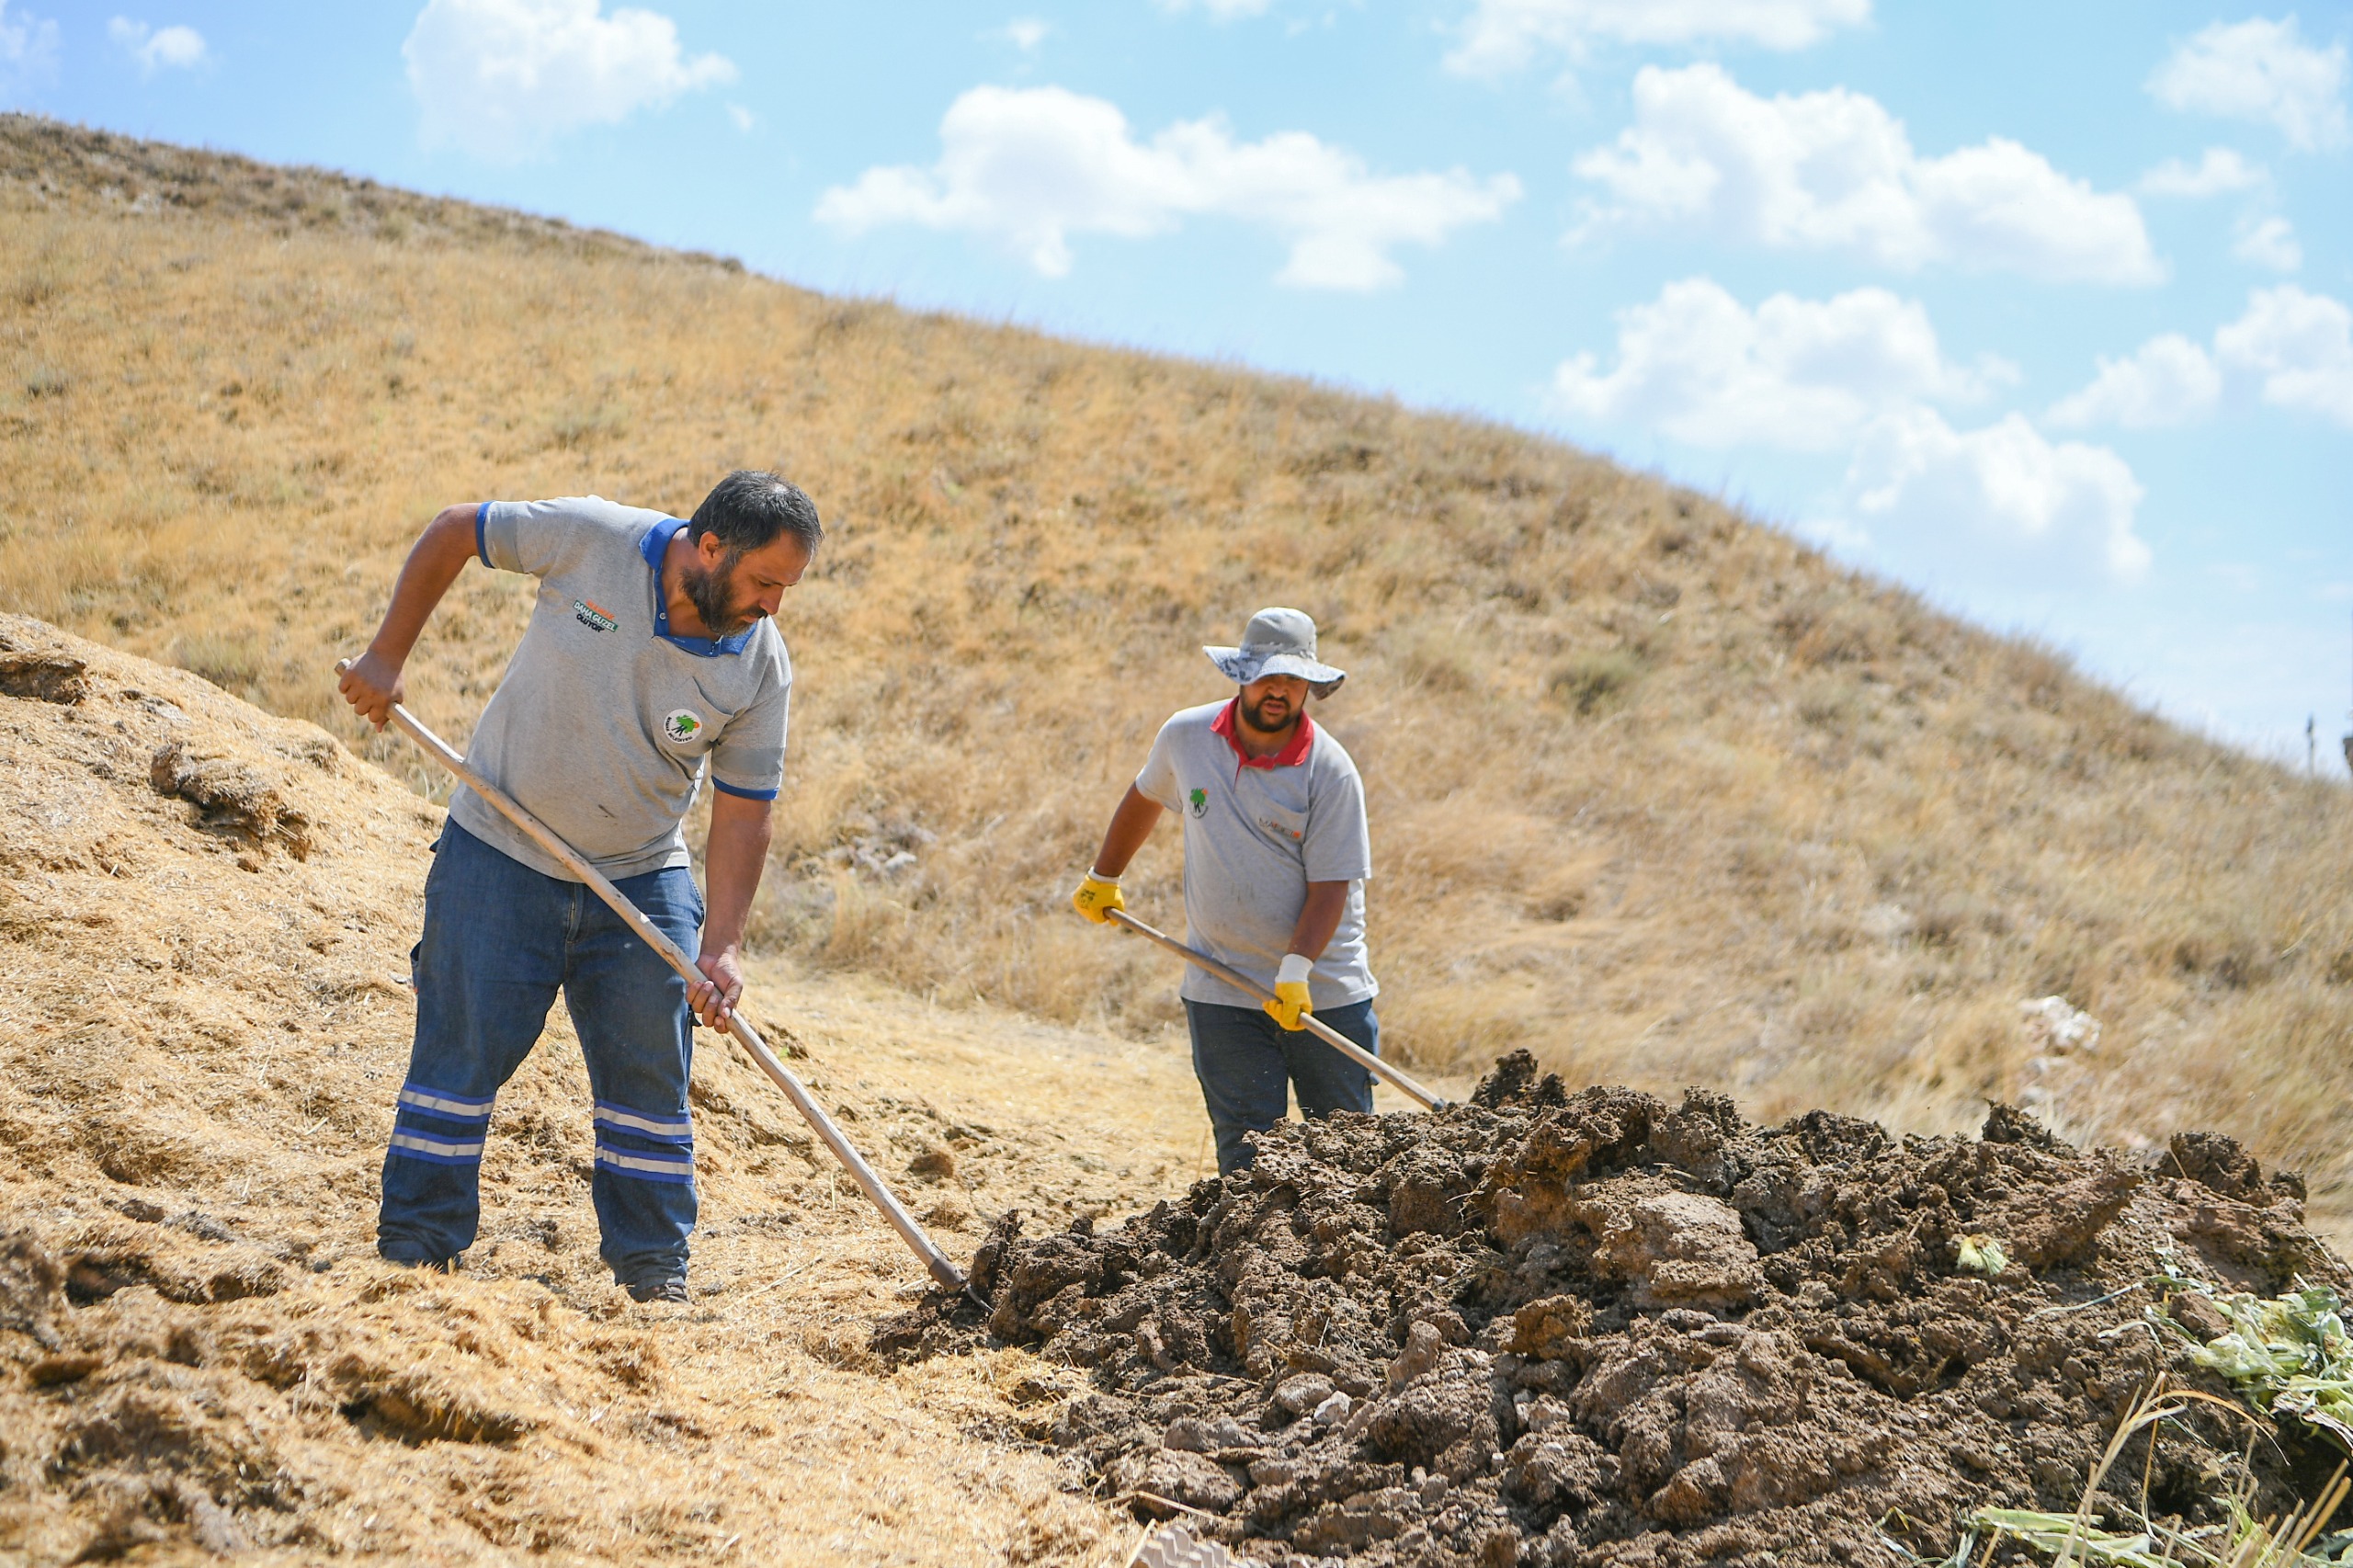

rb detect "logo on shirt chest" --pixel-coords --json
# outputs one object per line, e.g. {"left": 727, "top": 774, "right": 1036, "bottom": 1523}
{"left": 1188, "top": 788, "right": 1208, "bottom": 818}
{"left": 574, "top": 598, "right": 618, "bottom": 633}
{"left": 662, "top": 710, "right": 705, "bottom": 745}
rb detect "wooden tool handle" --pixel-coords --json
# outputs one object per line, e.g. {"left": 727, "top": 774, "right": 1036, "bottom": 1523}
{"left": 1106, "top": 909, "right": 1449, "bottom": 1111}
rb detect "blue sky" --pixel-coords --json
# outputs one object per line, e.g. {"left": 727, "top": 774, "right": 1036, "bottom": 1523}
{"left": 11, "top": 0, "right": 2352, "bottom": 759}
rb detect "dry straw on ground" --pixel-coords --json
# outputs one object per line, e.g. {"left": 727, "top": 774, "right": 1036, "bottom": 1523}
{"left": 0, "top": 613, "right": 1272, "bottom": 1562}
{"left": 1, "top": 111, "right": 2349, "bottom": 1231}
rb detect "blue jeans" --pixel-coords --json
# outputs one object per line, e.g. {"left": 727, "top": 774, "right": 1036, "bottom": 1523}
{"left": 1185, "top": 998, "right": 1378, "bottom": 1175}
{"left": 379, "top": 820, "right": 702, "bottom": 1287}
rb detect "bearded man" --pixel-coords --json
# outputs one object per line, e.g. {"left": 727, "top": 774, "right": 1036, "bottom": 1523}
{"left": 338, "top": 472, "right": 819, "bottom": 1301}
{"left": 1072, "top": 608, "right": 1379, "bottom": 1175}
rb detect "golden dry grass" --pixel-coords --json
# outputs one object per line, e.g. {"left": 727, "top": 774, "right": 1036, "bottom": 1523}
{"left": 0, "top": 612, "right": 1330, "bottom": 1563}
{"left": 3, "top": 114, "right": 2350, "bottom": 1237}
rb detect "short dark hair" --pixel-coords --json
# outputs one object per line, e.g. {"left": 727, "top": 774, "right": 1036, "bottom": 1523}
{"left": 688, "top": 470, "right": 824, "bottom": 557}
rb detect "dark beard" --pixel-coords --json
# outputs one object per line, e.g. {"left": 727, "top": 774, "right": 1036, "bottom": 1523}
{"left": 1240, "top": 695, "right": 1299, "bottom": 734}
{"left": 682, "top": 553, "right": 756, "bottom": 635}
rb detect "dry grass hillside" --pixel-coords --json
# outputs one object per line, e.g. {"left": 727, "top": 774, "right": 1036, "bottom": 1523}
{"left": 4, "top": 116, "right": 2350, "bottom": 1225}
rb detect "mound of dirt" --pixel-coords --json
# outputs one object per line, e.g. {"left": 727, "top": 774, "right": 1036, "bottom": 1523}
{"left": 882, "top": 1054, "right": 2347, "bottom": 1567}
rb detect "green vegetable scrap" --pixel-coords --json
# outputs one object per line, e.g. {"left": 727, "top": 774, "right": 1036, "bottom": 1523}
{"left": 1957, "top": 1508, "right": 2168, "bottom": 1565}
{"left": 2157, "top": 1284, "right": 2353, "bottom": 1454}
{"left": 1956, "top": 1234, "right": 2008, "bottom": 1277}
{"left": 1943, "top": 1502, "right": 2353, "bottom": 1567}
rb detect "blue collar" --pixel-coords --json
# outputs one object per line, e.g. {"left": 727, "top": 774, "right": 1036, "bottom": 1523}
{"left": 642, "top": 518, "right": 758, "bottom": 657}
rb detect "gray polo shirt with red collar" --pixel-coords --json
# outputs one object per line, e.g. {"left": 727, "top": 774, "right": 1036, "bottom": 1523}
{"left": 446, "top": 495, "right": 790, "bottom": 882}
{"left": 1134, "top": 699, "right": 1377, "bottom": 1011}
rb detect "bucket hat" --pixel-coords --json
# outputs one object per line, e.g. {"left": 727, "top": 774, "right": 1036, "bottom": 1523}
{"left": 1203, "top": 608, "right": 1346, "bottom": 699}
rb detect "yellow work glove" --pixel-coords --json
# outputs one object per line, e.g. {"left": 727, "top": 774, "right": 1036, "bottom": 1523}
{"left": 1072, "top": 869, "right": 1126, "bottom": 925}
{"left": 1265, "top": 953, "right": 1314, "bottom": 1031}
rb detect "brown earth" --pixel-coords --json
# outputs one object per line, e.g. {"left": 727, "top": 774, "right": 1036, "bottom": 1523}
{"left": 886, "top": 1053, "right": 2348, "bottom": 1566}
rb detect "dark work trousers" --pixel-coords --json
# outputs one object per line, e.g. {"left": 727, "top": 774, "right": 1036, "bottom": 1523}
{"left": 377, "top": 820, "right": 702, "bottom": 1289}
{"left": 1183, "top": 998, "right": 1378, "bottom": 1175}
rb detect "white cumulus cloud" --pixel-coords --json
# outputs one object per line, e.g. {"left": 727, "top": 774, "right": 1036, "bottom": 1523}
{"left": 1552, "top": 277, "right": 2010, "bottom": 450}
{"left": 2214, "top": 283, "right": 2353, "bottom": 426}
{"left": 2136, "top": 146, "right": 2268, "bottom": 196}
{"left": 2050, "top": 285, "right": 2353, "bottom": 432}
{"left": 2232, "top": 213, "right": 2302, "bottom": 270}
{"left": 0, "top": 1, "right": 60, "bottom": 97}
{"left": 108, "top": 17, "right": 207, "bottom": 74}
{"left": 1448, "top": 0, "right": 1869, "bottom": 75}
{"left": 403, "top": 0, "right": 735, "bottom": 162}
{"left": 1846, "top": 409, "right": 2151, "bottom": 585}
{"left": 2045, "top": 335, "right": 2222, "bottom": 429}
{"left": 1548, "top": 272, "right": 2152, "bottom": 586}
{"left": 1572, "top": 64, "right": 2161, "bottom": 284}
{"left": 2147, "top": 15, "right": 2349, "bottom": 152}
{"left": 815, "top": 85, "right": 1520, "bottom": 290}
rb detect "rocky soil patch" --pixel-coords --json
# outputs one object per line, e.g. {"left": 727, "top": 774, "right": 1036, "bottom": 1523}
{"left": 881, "top": 1053, "right": 2349, "bottom": 1566}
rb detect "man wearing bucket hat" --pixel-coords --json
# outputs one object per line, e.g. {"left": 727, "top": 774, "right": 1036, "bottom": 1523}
{"left": 1073, "top": 608, "right": 1379, "bottom": 1174}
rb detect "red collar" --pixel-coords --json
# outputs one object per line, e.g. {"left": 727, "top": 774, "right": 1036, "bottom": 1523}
{"left": 1213, "top": 699, "right": 1315, "bottom": 769}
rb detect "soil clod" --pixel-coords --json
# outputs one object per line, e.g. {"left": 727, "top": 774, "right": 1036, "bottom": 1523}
{"left": 883, "top": 1053, "right": 2353, "bottom": 1566}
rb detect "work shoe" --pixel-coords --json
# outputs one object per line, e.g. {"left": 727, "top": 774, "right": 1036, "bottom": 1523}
{"left": 380, "top": 1247, "right": 460, "bottom": 1273}
{"left": 627, "top": 1278, "right": 689, "bottom": 1304}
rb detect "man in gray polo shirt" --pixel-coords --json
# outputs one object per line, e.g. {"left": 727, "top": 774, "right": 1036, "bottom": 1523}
{"left": 337, "top": 471, "right": 819, "bottom": 1301}
{"left": 1073, "top": 608, "right": 1379, "bottom": 1173}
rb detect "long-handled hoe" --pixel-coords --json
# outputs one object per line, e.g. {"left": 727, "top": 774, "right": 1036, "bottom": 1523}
{"left": 1105, "top": 910, "right": 1449, "bottom": 1111}
{"left": 340, "top": 664, "right": 974, "bottom": 1303}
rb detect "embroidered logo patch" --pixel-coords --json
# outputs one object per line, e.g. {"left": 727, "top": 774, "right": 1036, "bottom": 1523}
{"left": 1188, "top": 788, "right": 1209, "bottom": 819}
{"left": 573, "top": 597, "right": 618, "bottom": 633}
{"left": 662, "top": 709, "right": 704, "bottom": 744}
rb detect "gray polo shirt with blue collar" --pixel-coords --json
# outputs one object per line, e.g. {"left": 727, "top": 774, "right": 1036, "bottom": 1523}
{"left": 445, "top": 495, "right": 791, "bottom": 882}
